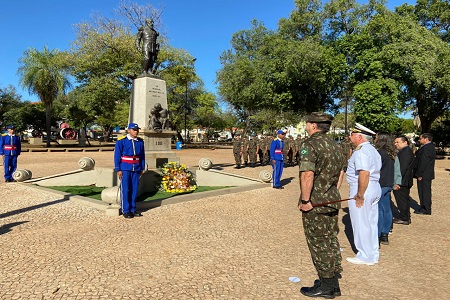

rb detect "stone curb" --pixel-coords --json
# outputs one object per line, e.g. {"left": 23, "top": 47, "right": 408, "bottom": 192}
{"left": 19, "top": 182, "right": 270, "bottom": 215}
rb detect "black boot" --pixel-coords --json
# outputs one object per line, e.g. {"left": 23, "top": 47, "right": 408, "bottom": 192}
{"left": 314, "top": 275, "right": 341, "bottom": 297}
{"left": 379, "top": 233, "right": 389, "bottom": 245}
{"left": 301, "top": 277, "right": 335, "bottom": 299}
{"left": 235, "top": 164, "right": 241, "bottom": 169}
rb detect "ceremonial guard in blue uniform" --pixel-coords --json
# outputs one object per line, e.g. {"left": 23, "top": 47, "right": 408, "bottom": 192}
{"left": 114, "top": 123, "right": 146, "bottom": 218}
{"left": 0, "top": 125, "right": 22, "bottom": 182}
{"left": 270, "top": 130, "right": 285, "bottom": 189}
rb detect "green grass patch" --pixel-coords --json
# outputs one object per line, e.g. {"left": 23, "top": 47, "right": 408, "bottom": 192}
{"left": 43, "top": 185, "right": 232, "bottom": 201}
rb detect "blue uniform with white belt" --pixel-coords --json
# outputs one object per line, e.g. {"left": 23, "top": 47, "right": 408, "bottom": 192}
{"left": 114, "top": 135, "right": 145, "bottom": 214}
{"left": 270, "top": 138, "right": 284, "bottom": 187}
{"left": 0, "top": 134, "right": 21, "bottom": 181}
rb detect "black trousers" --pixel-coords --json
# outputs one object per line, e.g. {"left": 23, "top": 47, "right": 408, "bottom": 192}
{"left": 393, "top": 186, "right": 411, "bottom": 221}
{"left": 417, "top": 179, "right": 432, "bottom": 214}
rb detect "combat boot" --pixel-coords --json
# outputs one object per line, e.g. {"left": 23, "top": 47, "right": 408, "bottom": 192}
{"left": 314, "top": 275, "right": 341, "bottom": 297}
{"left": 300, "top": 277, "right": 335, "bottom": 299}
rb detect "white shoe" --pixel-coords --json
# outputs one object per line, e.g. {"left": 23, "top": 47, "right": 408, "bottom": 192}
{"left": 346, "top": 257, "right": 375, "bottom": 266}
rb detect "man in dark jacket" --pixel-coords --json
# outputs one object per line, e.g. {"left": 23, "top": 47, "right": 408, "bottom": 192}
{"left": 392, "top": 135, "right": 415, "bottom": 225}
{"left": 414, "top": 133, "right": 436, "bottom": 215}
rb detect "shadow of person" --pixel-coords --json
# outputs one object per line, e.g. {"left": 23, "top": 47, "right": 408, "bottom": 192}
{"left": 409, "top": 196, "right": 420, "bottom": 212}
{"left": 280, "top": 177, "right": 295, "bottom": 185}
{"left": 341, "top": 207, "right": 357, "bottom": 254}
{"left": 0, "top": 221, "right": 29, "bottom": 236}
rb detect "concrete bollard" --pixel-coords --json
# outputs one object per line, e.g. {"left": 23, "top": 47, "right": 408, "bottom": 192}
{"left": 198, "top": 158, "right": 213, "bottom": 170}
{"left": 13, "top": 169, "right": 33, "bottom": 182}
{"left": 259, "top": 170, "right": 272, "bottom": 183}
{"left": 78, "top": 157, "right": 95, "bottom": 170}
{"left": 101, "top": 186, "right": 120, "bottom": 205}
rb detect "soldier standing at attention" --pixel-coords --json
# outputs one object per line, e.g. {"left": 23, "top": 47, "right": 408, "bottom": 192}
{"left": 264, "top": 135, "right": 273, "bottom": 165}
{"left": 270, "top": 130, "right": 285, "bottom": 189}
{"left": 282, "top": 134, "right": 290, "bottom": 167}
{"left": 0, "top": 125, "right": 22, "bottom": 182}
{"left": 114, "top": 123, "right": 146, "bottom": 219}
{"left": 258, "top": 135, "right": 266, "bottom": 165}
{"left": 242, "top": 137, "right": 249, "bottom": 166}
{"left": 232, "top": 135, "right": 243, "bottom": 169}
{"left": 248, "top": 135, "right": 258, "bottom": 167}
{"left": 298, "top": 113, "right": 345, "bottom": 298}
{"left": 294, "top": 135, "right": 304, "bottom": 166}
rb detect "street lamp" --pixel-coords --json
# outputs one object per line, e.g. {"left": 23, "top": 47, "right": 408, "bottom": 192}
{"left": 184, "top": 58, "right": 196, "bottom": 143}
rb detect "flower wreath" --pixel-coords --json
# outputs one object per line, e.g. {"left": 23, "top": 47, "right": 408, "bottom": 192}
{"left": 158, "top": 161, "right": 197, "bottom": 193}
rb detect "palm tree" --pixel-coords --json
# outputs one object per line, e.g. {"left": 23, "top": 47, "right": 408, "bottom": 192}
{"left": 18, "top": 46, "right": 71, "bottom": 147}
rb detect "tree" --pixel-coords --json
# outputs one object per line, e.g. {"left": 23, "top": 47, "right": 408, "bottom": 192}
{"left": 18, "top": 46, "right": 71, "bottom": 147}
{"left": 352, "top": 11, "right": 450, "bottom": 132}
{"left": 0, "top": 85, "right": 23, "bottom": 128}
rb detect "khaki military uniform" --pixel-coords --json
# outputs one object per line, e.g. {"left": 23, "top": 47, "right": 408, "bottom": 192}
{"left": 299, "top": 132, "right": 344, "bottom": 278}
{"left": 282, "top": 137, "right": 289, "bottom": 166}
{"left": 264, "top": 136, "right": 272, "bottom": 164}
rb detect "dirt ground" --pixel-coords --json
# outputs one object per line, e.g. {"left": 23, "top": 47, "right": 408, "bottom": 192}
{"left": 0, "top": 147, "right": 449, "bottom": 299}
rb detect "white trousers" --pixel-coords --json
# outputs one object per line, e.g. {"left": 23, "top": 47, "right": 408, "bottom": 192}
{"left": 349, "top": 181, "right": 381, "bottom": 263}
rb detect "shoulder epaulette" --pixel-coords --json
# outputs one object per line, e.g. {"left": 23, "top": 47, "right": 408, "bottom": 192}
{"left": 117, "top": 135, "right": 126, "bottom": 141}
{"left": 354, "top": 145, "right": 362, "bottom": 151}
{"left": 1, "top": 133, "right": 6, "bottom": 136}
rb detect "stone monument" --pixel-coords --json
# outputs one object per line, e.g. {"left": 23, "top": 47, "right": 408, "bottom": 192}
{"left": 129, "top": 19, "right": 179, "bottom": 169}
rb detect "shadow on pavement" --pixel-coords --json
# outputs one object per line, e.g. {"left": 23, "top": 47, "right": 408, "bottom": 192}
{"left": 0, "top": 221, "right": 29, "bottom": 235}
{"left": 342, "top": 207, "right": 357, "bottom": 254}
{"left": 0, "top": 198, "right": 68, "bottom": 219}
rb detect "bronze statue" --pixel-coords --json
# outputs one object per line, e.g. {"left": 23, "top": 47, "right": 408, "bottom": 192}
{"left": 135, "top": 18, "right": 160, "bottom": 76}
{"left": 149, "top": 103, "right": 171, "bottom": 131}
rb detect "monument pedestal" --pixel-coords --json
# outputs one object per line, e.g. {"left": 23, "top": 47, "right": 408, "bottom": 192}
{"left": 141, "top": 129, "right": 179, "bottom": 169}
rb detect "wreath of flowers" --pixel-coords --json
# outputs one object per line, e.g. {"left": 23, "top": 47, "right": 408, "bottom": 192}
{"left": 158, "top": 161, "right": 197, "bottom": 193}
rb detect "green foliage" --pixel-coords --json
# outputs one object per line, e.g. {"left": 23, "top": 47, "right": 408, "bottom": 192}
{"left": 3, "top": 102, "right": 54, "bottom": 132}
{"left": 17, "top": 46, "right": 71, "bottom": 146}
{"left": 0, "top": 85, "right": 23, "bottom": 128}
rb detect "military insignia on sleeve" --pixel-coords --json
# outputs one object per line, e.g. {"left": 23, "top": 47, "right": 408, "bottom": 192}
{"left": 300, "top": 148, "right": 308, "bottom": 156}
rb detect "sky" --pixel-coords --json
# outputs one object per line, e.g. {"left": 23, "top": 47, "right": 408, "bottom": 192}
{"left": 0, "top": 0, "right": 414, "bottom": 103}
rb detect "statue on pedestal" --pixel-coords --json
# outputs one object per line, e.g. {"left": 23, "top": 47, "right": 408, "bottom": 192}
{"left": 135, "top": 18, "right": 160, "bottom": 76}
{"left": 148, "top": 103, "right": 171, "bottom": 131}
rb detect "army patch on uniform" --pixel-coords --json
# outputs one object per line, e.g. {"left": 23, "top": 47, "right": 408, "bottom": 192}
{"left": 300, "top": 148, "right": 308, "bottom": 156}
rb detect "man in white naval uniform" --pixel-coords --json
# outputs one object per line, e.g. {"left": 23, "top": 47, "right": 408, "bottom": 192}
{"left": 346, "top": 123, "right": 381, "bottom": 266}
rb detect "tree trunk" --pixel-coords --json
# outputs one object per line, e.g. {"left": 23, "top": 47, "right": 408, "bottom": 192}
{"left": 45, "top": 104, "right": 51, "bottom": 148}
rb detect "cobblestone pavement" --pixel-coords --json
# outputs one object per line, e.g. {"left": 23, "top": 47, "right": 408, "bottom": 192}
{"left": 0, "top": 148, "right": 449, "bottom": 299}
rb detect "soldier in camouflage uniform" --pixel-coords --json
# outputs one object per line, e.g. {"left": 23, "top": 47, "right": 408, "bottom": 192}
{"left": 340, "top": 136, "right": 352, "bottom": 172}
{"left": 232, "top": 135, "right": 243, "bottom": 169}
{"left": 258, "top": 135, "right": 266, "bottom": 165}
{"left": 282, "top": 135, "right": 290, "bottom": 167}
{"left": 248, "top": 135, "right": 258, "bottom": 167}
{"left": 287, "top": 135, "right": 296, "bottom": 166}
{"left": 298, "top": 112, "right": 345, "bottom": 298}
{"left": 242, "top": 137, "right": 249, "bottom": 166}
{"left": 294, "top": 135, "right": 304, "bottom": 166}
{"left": 264, "top": 135, "right": 273, "bottom": 165}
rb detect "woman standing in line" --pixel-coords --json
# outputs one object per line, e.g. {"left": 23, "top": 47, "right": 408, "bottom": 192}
{"left": 374, "top": 133, "right": 396, "bottom": 245}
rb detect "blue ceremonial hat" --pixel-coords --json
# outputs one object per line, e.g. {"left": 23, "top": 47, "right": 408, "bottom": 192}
{"left": 277, "top": 130, "right": 286, "bottom": 135}
{"left": 7, "top": 125, "right": 15, "bottom": 129}
{"left": 127, "top": 123, "right": 141, "bottom": 130}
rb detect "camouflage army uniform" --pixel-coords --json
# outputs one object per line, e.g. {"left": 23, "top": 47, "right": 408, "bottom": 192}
{"left": 248, "top": 137, "right": 258, "bottom": 167}
{"left": 264, "top": 136, "right": 272, "bottom": 165}
{"left": 299, "top": 126, "right": 344, "bottom": 292}
{"left": 287, "top": 135, "right": 296, "bottom": 166}
{"left": 232, "top": 136, "right": 242, "bottom": 168}
{"left": 295, "top": 136, "right": 304, "bottom": 165}
{"left": 242, "top": 137, "right": 249, "bottom": 165}
{"left": 258, "top": 136, "right": 267, "bottom": 165}
{"left": 282, "top": 136, "right": 290, "bottom": 166}
{"left": 340, "top": 138, "right": 352, "bottom": 172}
